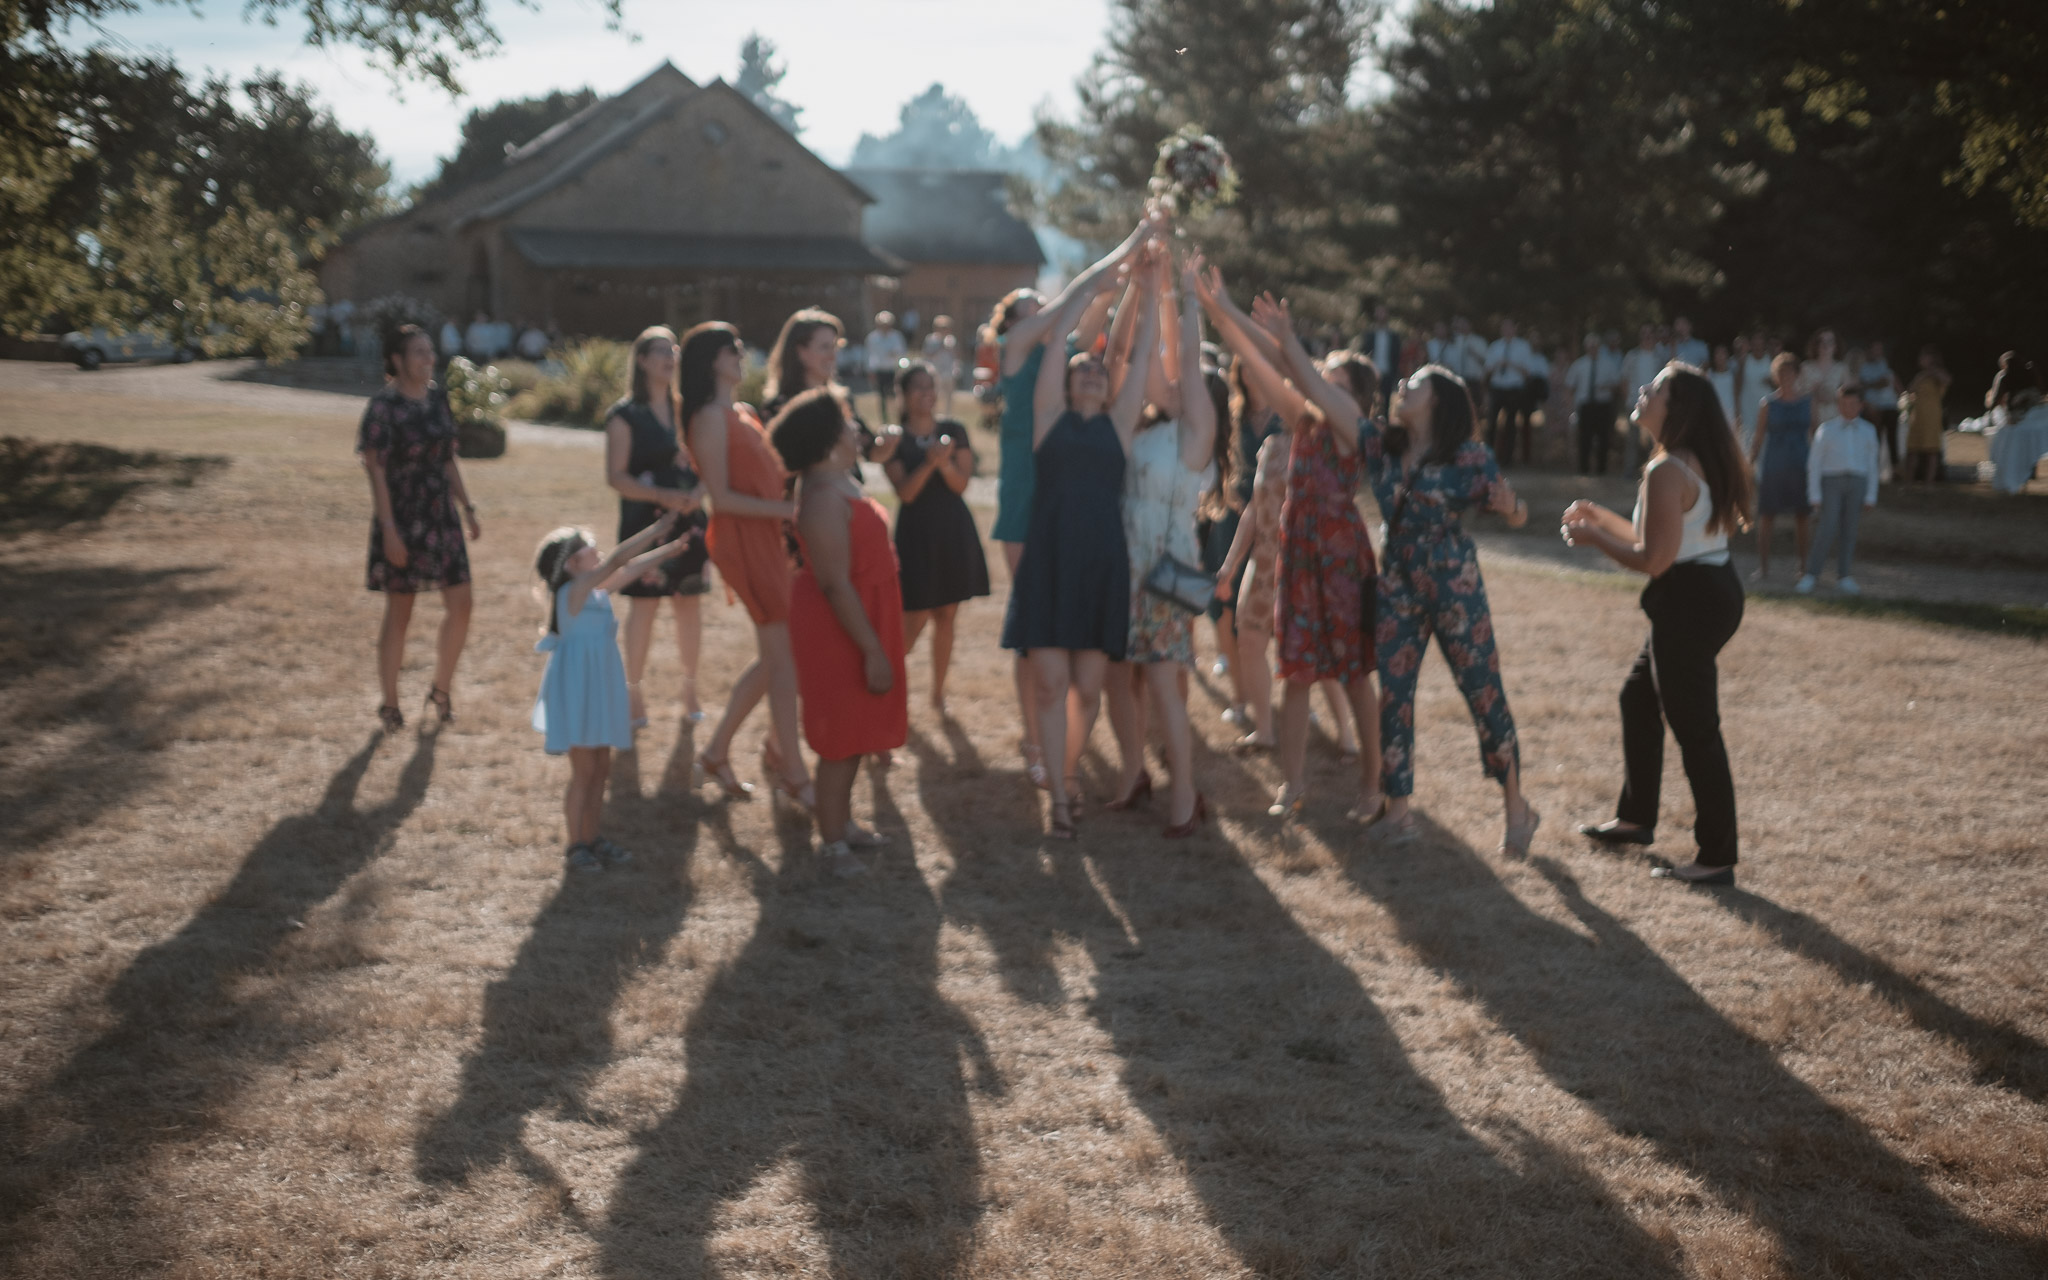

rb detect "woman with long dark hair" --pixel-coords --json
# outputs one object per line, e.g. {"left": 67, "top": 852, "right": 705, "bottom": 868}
{"left": 1565, "top": 365, "right": 1754, "bottom": 884}
{"left": 884, "top": 359, "right": 989, "bottom": 712}
{"left": 358, "top": 323, "right": 480, "bottom": 731}
{"left": 1344, "top": 351, "right": 1537, "bottom": 853}
{"left": 604, "top": 325, "right": 710, "bottom": 730}
{"left": 762, "top": 307, "right": 899, "bottom": 471}
{"left": 682, "top": 322, "right": 808, "bottom": 807}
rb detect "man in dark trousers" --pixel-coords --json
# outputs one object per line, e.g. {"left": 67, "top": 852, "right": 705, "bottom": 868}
{"left": 1355, "top": 300, "right": 1403, "bottom": 401}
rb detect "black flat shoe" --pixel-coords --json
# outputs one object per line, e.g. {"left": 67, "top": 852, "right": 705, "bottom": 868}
{"left": 1578, "top": 820, "right": 1654, "bottom": 846}
{"left": 1651, "top": 862, "right": 1734, "bottom": 886}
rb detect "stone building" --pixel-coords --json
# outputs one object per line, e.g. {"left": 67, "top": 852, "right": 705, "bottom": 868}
{"left": 319, "top": 62, "right": 902, "bottom": 345}
{"left": 844, "top": 168, "right": 1047, "bottom": 340}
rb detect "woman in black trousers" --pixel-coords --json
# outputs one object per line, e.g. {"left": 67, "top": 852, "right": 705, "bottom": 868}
{"left": 1562, "top": 365, "right": 1754, "bottom": 884}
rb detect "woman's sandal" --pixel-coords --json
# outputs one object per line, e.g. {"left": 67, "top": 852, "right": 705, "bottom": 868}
{"left": 1501, "top": 804, "right": 1543, "bottom": 859}
{"left": 377, "top": 704, "right": 405, "bottom": 732}
{"left": 1347, "top": 794, "right": 1389, "bottom": 827}
{"left": 843, "top": 822, "right": 890, "bottom": 849}
{"left": 1048, "top": 799, "right": 1077, "bottom": 841}
{"left": 1233, "top": 733, "right": 1276, "bottom": 755}
{"left": 1375, "top": 811, "right": 1421, "bottom": 845}
{"left": 696, "top": 751, "right": 755, "bottom": 801}
{"left": 1021, "top": 741, "right": 1050, "bottom": 791}
{"left": 425, "top": 686, "right": 454, "bottom": 724}
{"left": 761, "top": 747, "right": 816, "bottom": 811}
{"left": 1063, "top": 774, "right": 1087, "bottom": 817}
{"left": 1105, "top": 770, "right": 1155, "bottom": 812}
{"left": 1162, "top": 793, "right": 1209, "bottom": 839}
{"left": 1267, "top": 784, "right": 1306, "bottom": 820}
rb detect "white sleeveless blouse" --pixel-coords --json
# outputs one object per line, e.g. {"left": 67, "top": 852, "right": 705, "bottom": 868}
{"left": 1633, "top": 454, "right": 1729, "bottom": 568}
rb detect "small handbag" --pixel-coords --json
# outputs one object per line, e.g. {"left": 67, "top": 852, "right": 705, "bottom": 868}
{"left": 1143, "top": 552, "right": 1216, "bottom": 615}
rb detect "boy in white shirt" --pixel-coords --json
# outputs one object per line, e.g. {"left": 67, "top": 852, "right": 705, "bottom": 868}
{"left": 1798, "top": 384, "right": 1881, "bottom": 595}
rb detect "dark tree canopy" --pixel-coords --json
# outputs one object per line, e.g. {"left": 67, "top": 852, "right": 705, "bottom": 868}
{"left": 736, "top": 33, "right": 801, "bottom": 135}
{"left": 414, "top": 87, "right": 597, "bottom": 202}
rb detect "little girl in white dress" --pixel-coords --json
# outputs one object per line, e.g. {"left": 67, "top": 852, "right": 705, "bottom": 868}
{"left": 532, "top": 512, "right": 693, "bottom": 873}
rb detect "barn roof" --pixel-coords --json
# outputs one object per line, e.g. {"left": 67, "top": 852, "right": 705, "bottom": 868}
{"left": 844, "top": 169, "right": 1046, "bottom": 267}
{"left": 507, "top": 228, "right": 904, "bottom": 273}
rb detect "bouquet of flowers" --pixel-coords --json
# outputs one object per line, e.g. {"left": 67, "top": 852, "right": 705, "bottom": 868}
{"left": 1149, "top": 125, "right": 1240, "bottom": 218}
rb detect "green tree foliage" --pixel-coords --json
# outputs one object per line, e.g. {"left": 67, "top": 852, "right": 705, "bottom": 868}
{"left": 1038, "top": 0, "right": 1380, "bottom": 322}
{"left": 852, "top": 84, "right": 1003, "bottom": 169}
{"left": 414, "top": 87, "right": 597, "bottom": 202}
{"left": 736, "top": 33, "right": 801, "bottom": 135}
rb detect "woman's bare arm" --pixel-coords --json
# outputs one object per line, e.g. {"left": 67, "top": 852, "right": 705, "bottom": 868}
{"left": 1254, "top": 293, "right": 1361, "bottom": 454}
{"left": 1002, "top": 218, "right": 1151, "bottom": 375}
{"left": 798, "top": 484, "right": 890, "bottom": 691}
{"left": 1565, "top": 464, "right": 1684, "bottom": 574}
{"left": 1175, "top": 257, "right": 1214, "bottom": 471}
{"left": 1196, "top": 267, "right": 1307, "bottom": 426}
{"left": 1110, "top": 273, "right": 1160, "bottom": 450}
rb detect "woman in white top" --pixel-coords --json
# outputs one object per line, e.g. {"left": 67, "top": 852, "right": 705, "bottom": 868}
{"left": 1708, "top": 344, "right": 1738, "bottom": 425}
{"left": 1562, "top": 366, "right": 1755, "bottom": 885}
{"left": 1796, "top": 327, "right": 1846, "bottom": 421}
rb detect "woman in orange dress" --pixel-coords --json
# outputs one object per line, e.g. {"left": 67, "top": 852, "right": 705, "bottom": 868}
{"left": 682, "top": 322, "right": 809, "bottom": 805}
{"left": 772, "top": 387, "right": 908, "bottom": 877}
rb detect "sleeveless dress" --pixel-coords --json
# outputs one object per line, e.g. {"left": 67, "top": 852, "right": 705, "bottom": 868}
{"left": 1123, "top": 420, "right": 1216, "bottom": 664}
{"left": 991, "top": 336, "right": 1046, "bottom": 543}
{"left": 357, "top": 384, "right": 469, "bottom": 593}
{"left": 1000, "top": 410, "right": 1130, "bottom": 657}
{"left": 791, "top": 496, "right": 909, "bottom": 760}
{"left": 610, "top": 398, "right": 710, "bottom": 598}
{"left": 1758, "top": 395, "right": 1813, "bottom": 516}
{"left": 1236, "top": 435, "right": 1288, "bottom": 633}
{"left": 1276, "top": 420, "right": 1373, "bottom": 682}
{"left": 532, "top": 584, "right": 633, "bottom": 755}
{"left": 705, "top": 403, "right": 793, "bottom": 624}
{"left": 893, "top": 424, "right": 991, "bottom": 612}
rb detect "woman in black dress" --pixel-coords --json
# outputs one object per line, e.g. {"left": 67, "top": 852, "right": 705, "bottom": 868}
{"left": 1000, "top": 228, "right": 1158, "bottom": 838}
{"left": 883, "top": 360, "right": 989, "bottom": 713}
{"left": 605, "top": 325, "right": 711, "bottom": 729}
{"left": 358, "top": 323, "right": 481, "bottom": 731}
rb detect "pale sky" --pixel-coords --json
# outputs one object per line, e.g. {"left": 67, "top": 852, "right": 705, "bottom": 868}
{"left": 78, "top": 0, "right": 1117, "bottom": 187}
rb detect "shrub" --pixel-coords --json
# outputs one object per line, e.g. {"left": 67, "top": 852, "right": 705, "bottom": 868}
{"left": 444, "top": 356, "right": 510, "bottom": 458}
{"left": 508, "top": 338, "right": 630, "bottom": 428}
{"left": 494, "top": 358, "right": 546, "bottom": 396}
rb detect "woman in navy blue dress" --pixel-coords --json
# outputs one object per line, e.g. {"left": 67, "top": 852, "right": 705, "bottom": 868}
{"left": 1001, "top": 229, "right": 1159, "bottom": 838}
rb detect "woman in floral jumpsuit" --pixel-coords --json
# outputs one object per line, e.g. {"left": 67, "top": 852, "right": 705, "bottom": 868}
{"left": 1362, "top": 366, "right": 1541, "bottom": 853}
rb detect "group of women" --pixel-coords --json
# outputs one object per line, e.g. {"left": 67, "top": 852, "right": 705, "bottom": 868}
{"left": 357, "top": 210, "right": 1761, "bottom": 886}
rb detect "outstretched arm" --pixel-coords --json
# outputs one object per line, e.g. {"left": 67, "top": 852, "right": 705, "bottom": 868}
{"left": 1175, "top": 254, "right": 1214, "bottom": 471}
{"left": 567, "top": 511, "right": 680, "bottom": 617}
{"left": 1002, "top": 217, "right": 1153, "bottom": 376}
{"left": 1195, "top": 266, "right": 1307, "bottom": 427}
{"left": 1109, "top": 270, "right": 1161, "bottom": 450}
{"left": 1251, "top": 293, "right": 1359, "bottom": 452}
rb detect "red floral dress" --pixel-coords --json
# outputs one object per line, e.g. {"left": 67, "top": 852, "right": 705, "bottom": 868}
{"left": 1275, "top": 419, "right": 1374, "bottom": 682}
{"left": 357, "top": 385, "right": 470, "bottom": 593}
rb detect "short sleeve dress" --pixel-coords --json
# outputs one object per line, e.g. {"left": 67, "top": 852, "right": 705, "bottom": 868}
{"left": 893, "top": 424, "right": 991, "bottom": 612}
{"left": 357, "top": 384, "right": 469, "bottom": 593}
{"left": 532, "top": 584, "right": 633, "bottom": 755}
{"left": 705, "top": 403, "right": 793, "bottom": 625}
{"left": 1000, "top": 410, "right": 1130, "bottom": 658}
{"left": 609, "top": 398, "right": 710, "bottom": 598}
{"left": 1275, "top": 420, "right": 1374, "bottom": 683}
{"left": 790, "top": 496, "right": 909, "bottom": 760}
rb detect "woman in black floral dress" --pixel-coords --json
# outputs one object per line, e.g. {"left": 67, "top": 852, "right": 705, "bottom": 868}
{"left": 359, "top": 323, "right": 481, "bottom": 731}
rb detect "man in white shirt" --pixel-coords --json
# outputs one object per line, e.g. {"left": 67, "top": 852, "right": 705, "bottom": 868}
{"left": 1798, "top": 384, "right": 1881, "bottom": 594}
{"left": 865, "top": 311, "right": 907, "bottom": 412}
{"left": 1483, "top": 318, "right": 1537, "bottom": 465}
{"left": 1358, "top": 302, "right": 1403, "bottom": 386}
{"left": 1670, "top": 315, "right": 1709, "bottom": 369}
{"left": 1566, "top": 333, "right": 1616, "bottom": 474}
{"left": 1618, "top": 324, "right": 1666, "bottom": 476}
{"left": 1425, "top": 320, "right": 1451, "bottom": 368}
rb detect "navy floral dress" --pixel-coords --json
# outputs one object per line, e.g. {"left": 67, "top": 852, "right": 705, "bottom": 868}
{"left": 1361, "top": 418, "right": 1519, "bottom": 798}
{"left": 358, "top": 385, "right": 470, "bottom": 593}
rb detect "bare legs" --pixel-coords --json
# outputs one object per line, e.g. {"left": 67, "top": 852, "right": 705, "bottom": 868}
{"left": 564, "top": 746, "right": 612, "bottom": 846}
{"left": 704, "top": 620, "right": 808, "bottom": 793}
{"left": 1276, "top": 671, "right": 1380, "bottom": 812}
{"left": 1753, "top": 512, "right": 1811, "bottom": 578}
{"left": 1319, "top": 678, "right": 1359, "bottom": 754}
{"left": 1235, "top": 624, "right": 1276, "bottom": 744}
{"left": 814, "top": 755, "right": 861, "bottom": 850}
{"left": 375, "top": 583, "right": 471, "bottom": 713}
{"left": 1030, "top": 646, "right": 1108, "bottom": 826}
{"left": 902, "top": 602, "right": 959, "bottom": 712}
{"left": 1003, "top": 542, "right": 1046, "bottom": 783}
{"left": 624, "top": 594, "right": 705, "bottom": 723}
{"left": 1278, "top": 677, "right": 1315, "bottom": 801}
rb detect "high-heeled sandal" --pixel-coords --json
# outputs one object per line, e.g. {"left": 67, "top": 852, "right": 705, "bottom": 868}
{"left": 1021, "top": 741, "right": 1050, "bottom": 791}
{"left": 1267, "top": 784, "right": 1306, "bottom": 820}
{"left": 1162, "top": 793, "right": 1208, "bottom": 839}
{"left": 1048, "top": 799, "right": 1077, "bottom": 841}
{"left": 761, "top": 747, "right": 815, "bottom": 811}
{"left": 376, "top": 704, "right": 405, "bottom": 732}
{"left": 1062, "top": 775, "right": 1087, "bottom": 818}
{"left": 695, "top": 751, "right": 755, "bottom": 800}
{"left": 1233, "top": 733, "right": 1276, "bottom": 755}
{"left": 425, "top": 686, "right": 454, "bottom": 724}
{"left": 1347, "top": 794, "right": 1389, "bottom": 827}
{"left": 627, "top": 681, "right": 649, "bottom": 731}
{"left": 1105, "top": 770, "right": 1154, "bottom": 811}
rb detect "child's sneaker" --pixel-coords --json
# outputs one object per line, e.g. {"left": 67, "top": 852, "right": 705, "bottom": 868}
{"left": 1793, "top": 574, "right": 1816, "bottom": 594}
{"left": 565, "top": 843, "right": 604, "bottom": 873}
{"left": 592, "top": 836, "right": 633, "bottom": 865}
{"left": 1837, "top": 577, "right": 1861, "bottom": 595}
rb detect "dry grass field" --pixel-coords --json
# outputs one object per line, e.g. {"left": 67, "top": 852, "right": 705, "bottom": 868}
{"left": 3, "top": 361, "right": 2047, "bottom": 1278}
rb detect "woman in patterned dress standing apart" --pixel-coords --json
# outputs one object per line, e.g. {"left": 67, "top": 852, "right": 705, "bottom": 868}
{"left": 358, "top": 323, "right": 480, "bottom": 732}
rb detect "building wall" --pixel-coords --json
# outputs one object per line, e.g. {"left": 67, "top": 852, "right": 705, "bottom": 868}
{"left": 875, "top": 261, "right": 1040, "bottom": 343}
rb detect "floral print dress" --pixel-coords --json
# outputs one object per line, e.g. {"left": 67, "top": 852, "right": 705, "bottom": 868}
{"left": 357, "top": 384, "right": 469, "bottom": 593}
{"left": 1275, "top": 418, "right": 1375, "bottom": 683}
{"left": 1363, "top": 419, "right": 1519, "bottom": 798}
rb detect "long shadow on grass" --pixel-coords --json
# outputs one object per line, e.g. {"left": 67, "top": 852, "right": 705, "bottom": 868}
{"left": 1713, "top": 889, "right": 2048, "bottom": 1106}
{"left": 596, "top": 760, "right": 993, "bottom": 1278}
{"left": 1327, "top": 818, "right": 2048, "bottom": 1276}
{"left": 414, "top": 721, "right": 702, "bottom": 1203}
{"left": 923, "top": 724, "right": 1680, "bottom": 1277}
{"left": 0, "top": 730, "right": 435, "bottom": 1264}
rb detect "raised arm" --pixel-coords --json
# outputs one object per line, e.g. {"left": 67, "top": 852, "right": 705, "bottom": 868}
{"left": 1195, "top": 265, "right": 1307, "bottom": 426}
{"left": 1147, "top": 245, "right": 1183, "bottom": 421}
{"left": 1002, "top": 217, "right": 1152, "bottom": 375}
{"left": 1252, "top": 293, "right": 1360, "bottom": 452}
{"left": 566, "top": 511, "right": 680, "bottom": 617}
{"left": 1175, "top": 255, "right": 1214, "bottom": 471}
{"left": 1109, "top": 272, "right": 1160, "bottom": 450}
{"left": 688, "top": 406, "right": 796, "bottom": 521}
{"left": 1032, "top": 311, "right": 1072, "bottom": 446}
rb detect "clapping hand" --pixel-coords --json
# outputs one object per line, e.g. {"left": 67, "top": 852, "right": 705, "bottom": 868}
{"left": 927, "top": 434, "right": 956, "bottom": 467}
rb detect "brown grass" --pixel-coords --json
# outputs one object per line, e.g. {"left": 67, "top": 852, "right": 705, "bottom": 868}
{"left": 2, "top": 366, "right": 2046, "bottom": 1278}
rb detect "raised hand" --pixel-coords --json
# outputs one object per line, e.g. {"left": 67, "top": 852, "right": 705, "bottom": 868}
{"left": 1249, "top": 292, "right": 1293, "bottom": 341}
{"left": 1182, "top": 249, "right": 1207, "bottom": 296}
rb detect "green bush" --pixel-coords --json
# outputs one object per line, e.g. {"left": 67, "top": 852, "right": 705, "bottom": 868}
{"left": 494, "top": 358, "right": 546, "bottom": 396}
{"left": 445, "top": 356, "right": 510, "bottom": 458}
{"left": 508, "top": 338, "right": 630, "bottom": 428}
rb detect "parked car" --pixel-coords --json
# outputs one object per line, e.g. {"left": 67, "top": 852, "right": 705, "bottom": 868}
{"left": 62, "top": 327, "right": 202, "bottom": 370}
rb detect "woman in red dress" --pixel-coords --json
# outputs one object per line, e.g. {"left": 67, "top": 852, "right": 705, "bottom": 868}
{"left": 772, "top": 387, "right": 908, "bottom": 878}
